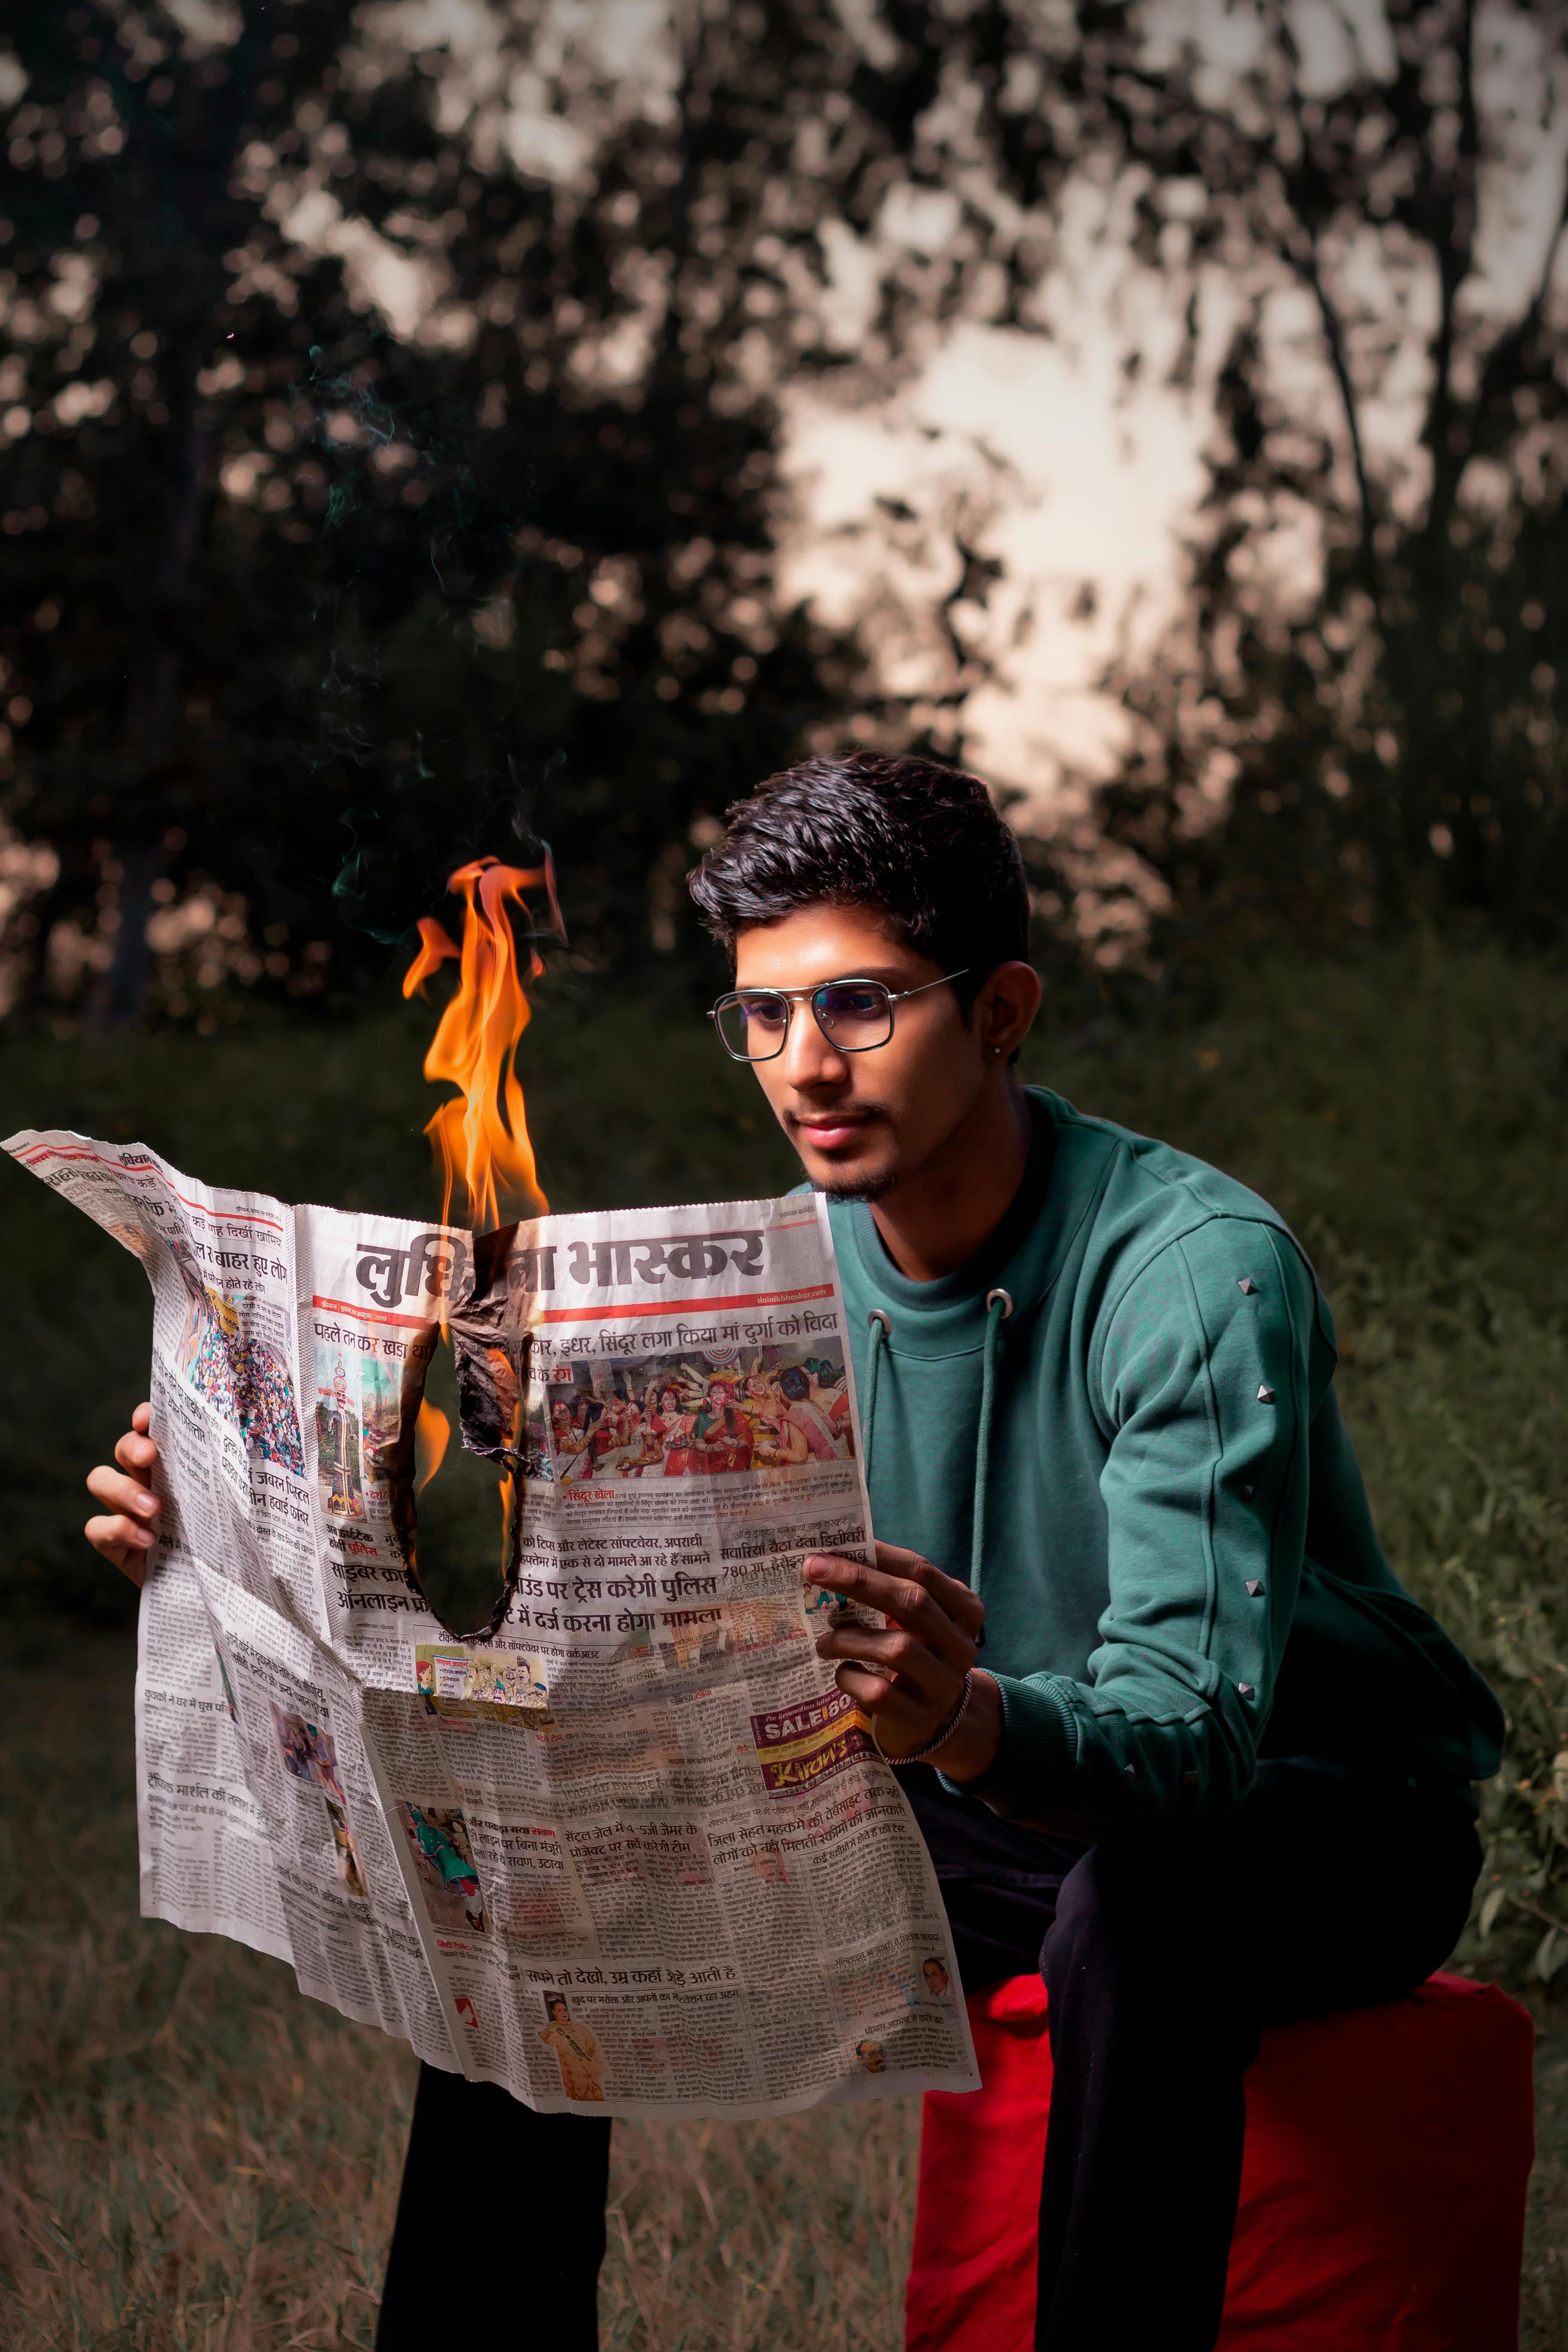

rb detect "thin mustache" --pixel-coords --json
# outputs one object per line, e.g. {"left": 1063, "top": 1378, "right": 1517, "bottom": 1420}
{"left": 787, "top": 1102, "right": 889, "bottom": 1126}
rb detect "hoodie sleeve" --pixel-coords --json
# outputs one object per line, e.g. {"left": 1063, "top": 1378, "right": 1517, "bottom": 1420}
{"left": 954, "top": 1216, "right": 1326, "bottom": 1832}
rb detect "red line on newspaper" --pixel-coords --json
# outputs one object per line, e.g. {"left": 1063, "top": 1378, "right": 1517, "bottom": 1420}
{"left": 538, "top": 1282, "right": 833, "bottom": 1325}
{"left": 15, "top": 1143, "right": 286, "bottom": 1233}
{"left": 313, "top": 1295, "right": 437, "bottom": 1332}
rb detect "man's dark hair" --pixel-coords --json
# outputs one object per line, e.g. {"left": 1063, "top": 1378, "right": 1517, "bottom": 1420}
{"left": 688, "top": 751, "right": 1030, "bottom": 1008}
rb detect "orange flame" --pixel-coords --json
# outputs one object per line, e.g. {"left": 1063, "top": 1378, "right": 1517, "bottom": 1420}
{"left": 414, "top": 1398, "right": 451, "bottom": 1494}
{"left": 402, "top": 854, "right": 561, "bottom": 1232}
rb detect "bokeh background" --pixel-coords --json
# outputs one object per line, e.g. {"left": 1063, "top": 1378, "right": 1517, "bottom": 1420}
{"left": 2, "top": 3, "right": 1568, "bottom": 2344}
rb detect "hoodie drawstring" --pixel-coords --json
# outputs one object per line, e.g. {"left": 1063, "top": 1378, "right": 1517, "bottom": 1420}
{"left": 864, "top": 1309, "right": 891, "bottom": 1466}
{"left": 842, "top": 1311, "right": 893, "bottom": 1613}
{"left": 864, "top": 1290, "right": 1011, "bottom": 1600}
{"left": 970, "top": 1289, "right": 1012, "bottom": 1599}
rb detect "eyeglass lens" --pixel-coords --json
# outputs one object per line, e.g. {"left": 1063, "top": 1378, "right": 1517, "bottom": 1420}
{"left": 715, "top": 981, "right": 894, "bottom": 1060}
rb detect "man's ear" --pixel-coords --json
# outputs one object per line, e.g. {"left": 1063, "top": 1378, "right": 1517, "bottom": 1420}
{"left": 973, "top": 961, "right": 1042, "bottom": 1059}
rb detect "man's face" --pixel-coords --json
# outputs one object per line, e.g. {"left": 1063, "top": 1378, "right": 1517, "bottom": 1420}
{"left": 732, "top": 904, "right": 986, "bottom": 1200}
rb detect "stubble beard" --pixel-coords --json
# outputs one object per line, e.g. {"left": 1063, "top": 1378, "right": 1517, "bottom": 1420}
{"left": 809, "top": 1167, "right": 899, "bottom": 1203}
{"left": 784, "top": 1100, "right": 900, "bottom": 1203}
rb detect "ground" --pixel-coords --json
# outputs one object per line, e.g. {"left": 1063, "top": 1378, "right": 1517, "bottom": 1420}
{"left": 0, "top": 1627, "right": 1562, "bottom": 2350}
{"left": 0, "top": 1630, "right": 918, "bottom": 2349}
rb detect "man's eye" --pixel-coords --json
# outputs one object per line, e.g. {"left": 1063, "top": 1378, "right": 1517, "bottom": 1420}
{"left": 821, "top": 987, "right": 882, "bottom": 1017}
{"left": 741, "top": 996, "right": 788, "bottom": 1027}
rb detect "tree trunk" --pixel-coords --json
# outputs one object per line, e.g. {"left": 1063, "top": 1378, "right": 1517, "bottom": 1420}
{"left": 87, "top": 397, "right": 211, "bottom": 1029}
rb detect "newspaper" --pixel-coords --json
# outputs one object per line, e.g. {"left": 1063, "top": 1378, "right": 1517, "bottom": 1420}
{"left": 8, "top": 1129, "right": 978, "bottom": 2117}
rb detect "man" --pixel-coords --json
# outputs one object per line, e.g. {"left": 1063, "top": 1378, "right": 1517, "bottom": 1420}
{"left": 921, "top": 1957, "right": 955, "bottom": 2007}
{"left": 85, "top": 751, "right": 1501, "bottom": 2351}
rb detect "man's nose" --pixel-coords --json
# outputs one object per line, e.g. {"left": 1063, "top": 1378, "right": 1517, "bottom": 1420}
{"left": 779, "top": 999, "right": 849, "bottom": 1088}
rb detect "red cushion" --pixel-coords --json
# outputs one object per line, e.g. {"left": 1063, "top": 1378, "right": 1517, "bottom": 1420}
{"left": 906, "top": 1972, "right": 1534, "bottom": 2352}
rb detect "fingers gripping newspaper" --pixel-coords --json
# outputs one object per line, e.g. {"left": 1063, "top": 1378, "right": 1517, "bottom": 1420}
{"left": 8, "top": 1130, "right": 978, "bottom": 2117}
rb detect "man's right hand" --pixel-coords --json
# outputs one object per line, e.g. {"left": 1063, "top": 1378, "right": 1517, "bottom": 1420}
{"left": 85, "top": 1402, "right": 162, "bottom": 1588}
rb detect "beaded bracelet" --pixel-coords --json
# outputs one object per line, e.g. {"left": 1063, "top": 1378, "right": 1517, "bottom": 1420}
{"left": 872, "top": 1670, "right": 976, "bottom": 1768}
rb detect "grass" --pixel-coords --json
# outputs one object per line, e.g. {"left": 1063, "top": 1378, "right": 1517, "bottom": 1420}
{"left": 3, "top": 936, "right": 1568, "bottom": 2342}
{"left": 3, "top": 1627, "right": 1566, "bottom": 2350}
{"left": 0, "top": 1630, "right": 920, "bottom": 2350}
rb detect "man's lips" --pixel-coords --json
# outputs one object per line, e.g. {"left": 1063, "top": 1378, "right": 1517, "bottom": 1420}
{"left": 792, "top": 1112, "right": 875, "bottom": 1153}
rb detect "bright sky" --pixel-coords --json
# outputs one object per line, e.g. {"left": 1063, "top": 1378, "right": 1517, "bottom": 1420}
{"left": 779, "top": 317, "right": 1212, "bottom": 808}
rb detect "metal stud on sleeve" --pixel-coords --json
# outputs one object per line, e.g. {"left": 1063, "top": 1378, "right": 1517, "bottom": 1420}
{"left": 1238, "top": 1277, "right": 1258, "bottom": 1294}
{"left": 1257, "top": 1384, "right": 1275, "bottom": 1403}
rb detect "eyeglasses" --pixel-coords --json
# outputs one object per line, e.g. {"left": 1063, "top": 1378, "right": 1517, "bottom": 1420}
{"left": 708, "top": 971, "right": 969, "bottom": 1063}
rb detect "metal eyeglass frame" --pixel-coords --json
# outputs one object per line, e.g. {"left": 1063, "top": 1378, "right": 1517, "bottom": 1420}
{"left": 708, "top": 970, "right": 970, "bottom": 1063}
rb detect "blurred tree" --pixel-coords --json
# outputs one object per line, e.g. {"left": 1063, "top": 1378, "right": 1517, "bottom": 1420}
{"left": 5, "top": 0, "right": 1563, "bottom": 1014}
{"left": 859, "top": 0, "right": 1568, "bottom": 957}
{"left": 0, "top": 0, "right": 890, "bottom": 1019}
{"left": 1073, "top": 0, "right": 1568, "bottom": 960}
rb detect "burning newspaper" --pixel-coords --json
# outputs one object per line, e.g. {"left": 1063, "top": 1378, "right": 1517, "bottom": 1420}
{"left": 8, "top": 1129, "right": 978, "bottom": 2117}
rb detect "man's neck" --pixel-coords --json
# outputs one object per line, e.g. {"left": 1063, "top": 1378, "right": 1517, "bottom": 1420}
{"left": 867, "top": 1078, "right": 1034, "bottom": 1281}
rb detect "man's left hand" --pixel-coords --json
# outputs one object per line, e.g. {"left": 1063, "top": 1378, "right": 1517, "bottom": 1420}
{"left": 804, "top": 1541, "right": 1003, "bottom": 1783}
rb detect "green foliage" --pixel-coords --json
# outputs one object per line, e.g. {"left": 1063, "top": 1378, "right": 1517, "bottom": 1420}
{"left": 1030, "top": 941, "right": 1568, "bottom": 1304}
{"left": 1317, "top": 1241, "right": 1568, "bottom": 1987}
{"left": 5, "top": 936, "right": 1567, "bottom": 1985}
{"left": 6, "top": 941, "right": 1568, "bottom": 2340}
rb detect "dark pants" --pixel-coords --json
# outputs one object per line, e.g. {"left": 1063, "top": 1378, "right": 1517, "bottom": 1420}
{"left": 375, "top": 2060, "right": 610, "bottom": 2349}
{"left": 375, "top": 1760, "right": 1480, "bottom": 2352}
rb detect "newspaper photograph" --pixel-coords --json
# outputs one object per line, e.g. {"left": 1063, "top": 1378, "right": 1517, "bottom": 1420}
{"left": 6, "top": 1127, "right": 979, "bottom": 2117}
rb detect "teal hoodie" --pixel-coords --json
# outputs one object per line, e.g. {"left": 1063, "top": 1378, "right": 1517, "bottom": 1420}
{"left": 827, "top": 1088, "right": 1503, "bottom": 1833}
